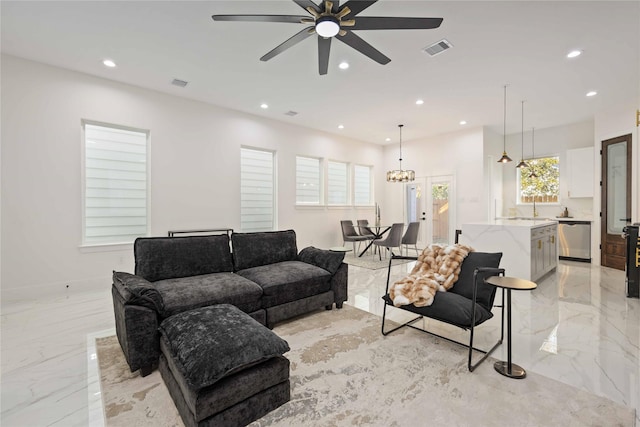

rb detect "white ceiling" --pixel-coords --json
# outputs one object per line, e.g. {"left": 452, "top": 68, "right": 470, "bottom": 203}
{"left": 1, "top": 1, "right": 639, "bottom": 145}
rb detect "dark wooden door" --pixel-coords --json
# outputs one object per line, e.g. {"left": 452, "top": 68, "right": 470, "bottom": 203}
{"left": 601, "top": 134, "right": 632, "bottom": 270}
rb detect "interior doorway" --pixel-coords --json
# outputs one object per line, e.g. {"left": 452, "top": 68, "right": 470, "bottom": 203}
{"left": 405, "top": 175, "right": 455, "bottom": 247}
{"left": 601, "top": 134, "right": 632, "bottom": 270}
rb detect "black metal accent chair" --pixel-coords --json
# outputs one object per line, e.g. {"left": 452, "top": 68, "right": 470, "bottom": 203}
{"left": 381, "top": 252, "right": 505, "bottom": 372}
{"left": 373, "top": 222, "right": 404, "bottom": 260}
{"left": 401, "top": 221, "right": 420, "bottom": 256}
{"left": 340, "top": 220, "right": 372, "bottom": 253}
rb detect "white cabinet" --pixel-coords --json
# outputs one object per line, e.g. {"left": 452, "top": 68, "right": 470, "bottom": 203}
{"left": 567, "top": 147, "right": 594, "bottom": 198}
{"left": 531, "top": 225, "right": 558, "bottom": 281}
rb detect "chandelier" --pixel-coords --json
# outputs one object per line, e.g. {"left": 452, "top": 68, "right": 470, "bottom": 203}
{"left": 386, "top": 124, "right": 415, "bottom": 182}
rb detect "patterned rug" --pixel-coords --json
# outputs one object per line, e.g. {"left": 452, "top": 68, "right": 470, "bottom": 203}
{"left": 97, "top": 306, "right": 635, "bottom": 426}
{"left": 342, "top": 252, "right": 413, "bottom": 270}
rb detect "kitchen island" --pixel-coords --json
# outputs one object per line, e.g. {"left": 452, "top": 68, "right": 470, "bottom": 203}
{"left": 460, "top": 219, "right": 558, "bottom": 281}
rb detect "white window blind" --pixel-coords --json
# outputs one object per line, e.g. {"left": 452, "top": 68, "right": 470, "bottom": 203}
{"left": 241, "top": 147, "right": 275, "bottom": 232}
{"left": 327, "top": 160, "right": 348, "bottom": 205}
{"left": 83, "top": 122, "right": 149, "bottom": 245}
{"left": 296, "top": 156, "right": 321, "bottom": 204}
{"left": 353, "top": 164, "right": 372, "bottom": 205}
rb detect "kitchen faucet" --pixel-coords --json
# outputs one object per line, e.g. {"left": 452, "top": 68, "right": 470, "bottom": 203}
{"left": 533, "top": 199, "right": 538, "bottom": 217}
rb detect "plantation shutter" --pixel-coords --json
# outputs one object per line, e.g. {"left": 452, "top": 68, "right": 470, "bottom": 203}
{"left": 354, "top": 165, "right": 372, "bottom": 205}
{"left": 83, "top": 123, "right": 149, "bottom": 244}
{"left": 241, "top": 147, "right": 275, "bottom": 232}
{"left": 296, "top": 156, "right": 321, "bottom": 204}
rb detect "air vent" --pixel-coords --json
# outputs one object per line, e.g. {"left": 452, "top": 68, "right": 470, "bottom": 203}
{"left": 423, "top": 39, "right": 453, "bottom": 56}
{"left": 171, "top": 78, "right": 189, "bottom": 87}
{"left": 284, "top": 111, "right": 299, "bottom": 117}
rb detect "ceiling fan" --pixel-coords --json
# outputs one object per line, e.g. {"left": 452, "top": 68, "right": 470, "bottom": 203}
{"left": 212, "top": 0, "right": 443, "bottom": 75}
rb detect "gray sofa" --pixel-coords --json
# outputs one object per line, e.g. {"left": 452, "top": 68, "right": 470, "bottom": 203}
{"left": 112, "top": 229, "right": 348, "bottom": 376}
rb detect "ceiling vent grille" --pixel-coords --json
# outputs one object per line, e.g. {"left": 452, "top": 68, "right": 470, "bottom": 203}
{"left": 171, "top": 78, "right": 189, "bottom": 87}
{"left": 284, "top": 111, "right": 299, "bottom": 116}
{"left": 423, "top": 39, "right": 453, "bottom": 56}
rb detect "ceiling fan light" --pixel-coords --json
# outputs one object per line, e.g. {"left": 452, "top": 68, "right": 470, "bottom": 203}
{"left": 316, "top": 16, "right": 340, "bottom": 37}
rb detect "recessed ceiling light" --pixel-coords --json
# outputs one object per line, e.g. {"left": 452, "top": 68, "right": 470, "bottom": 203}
{"left": 459, "top": 120, "right": 467, "bottom": 125}
{"left": 338, "top": 124, "right": 344, "bottom": 129}
{"left": 415, "top": 99, "right": 424, "bottom": 105}
{"left": 260, "top": 103, "right": 269, "bottom": 109}
{"left": 567, "top": 50, "right": 582, "bottom": 58}
{"left": 103, "top": 59, "right": 116, "bottom": 68}
{"left": 586, "top": 91, "right": 597, "bottom": 97}
{"left": 338, "top": 62, "right": 349, "bottom": 70}
{"left": 385, "top": 137, "right": 391, "bottom": 142}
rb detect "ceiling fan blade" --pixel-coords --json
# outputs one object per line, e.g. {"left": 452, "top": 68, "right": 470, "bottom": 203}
{"left": 260, "top": 27, "right": 316, "bottom": 62}
{"left": 336, "top": 30, "right": 390, "bottom": 64}
{"left": 351, "top": 16, "right": 443, "bottom": 30}
{"left": 318, "top": 36, "right": 332, "bottom": 75}
{"left": 292, "top": 0, "right": 321, "bottom": 14}
{"left": 212, "top": 14, "right": 309, "bottom": 24}
{"left": 340, "top": 0, "right": 377, "bottom": 17}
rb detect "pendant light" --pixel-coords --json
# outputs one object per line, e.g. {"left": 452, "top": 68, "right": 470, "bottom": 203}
{"left": 516, "top": 100, "right": 528, "bottom": 168}
{"left": 498, "top": 85, "right": 513, "bottom": 163}
{"left": 386, "top": 124, "right": 415, "bottom": 182}
{"left": 529, "top": 127, "right": 538, "bottom": 178}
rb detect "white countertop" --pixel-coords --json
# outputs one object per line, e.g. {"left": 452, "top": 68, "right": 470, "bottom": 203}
{"left": 496, "top": 217, "right": 593, "bottom": 223}
{"left": 465, "top": 219, "right": 558, "bottom": 228}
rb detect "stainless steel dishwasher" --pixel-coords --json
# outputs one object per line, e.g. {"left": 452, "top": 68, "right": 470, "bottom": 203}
{"left": 558, "top": 221, "right": 591, "bottom": 262}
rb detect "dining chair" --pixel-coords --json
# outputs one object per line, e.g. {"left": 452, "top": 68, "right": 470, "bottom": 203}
{"left": 357, "top": 219, "right": 376, "bottom": 254}
{"left": 401, "top": 221, "right": 420, "bottom": 256}
{"left": 373, "top": 223, "right": 404, "bottom": 260}
{"left": 340, "top": 220, "right": 371, "bottom": 253}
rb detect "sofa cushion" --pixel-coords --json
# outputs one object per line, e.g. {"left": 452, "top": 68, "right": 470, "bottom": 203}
{"left": 135, "top": 235, "right": 233, "bottom": 282}
{"left": 449, "top": 252, "right": 502, "bottom": 310}
{"left": 158, "top": 304, "right": 290, "bottom": 390}
{"left": 382, "top": 291, "right": 493, "bottom": 328}
{"left": 232, "top": 230, "right": 298, "bottom": 271}
{"left": 237, "top": 261, "right": 332, "bottom": 308}
{"left": 112, "top": 271, "right": 165, "bottom": 313}
{"left": 154, "top": 272, "right": 263, "bottom": 318}
{"left": 298, "top": 246, "right": 345, "bottom": 275}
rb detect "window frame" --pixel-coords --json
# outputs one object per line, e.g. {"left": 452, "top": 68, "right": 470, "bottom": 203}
{"left": 326, "top": 159, "right": 350, "bottom": 206}
{"left": 240, "top": 146, "right": 277, "bottom": 232}
{"left": 81, "top": 119, "right": 150, "bottom": 248}
{"left": 295, "top": 155, "right": 323, "bottom": 206}
{"left": 516, "top": 155, "right": 561, "bottom": 205}
{"left": 352, "top": 163, "right": 374, "bottom": 206}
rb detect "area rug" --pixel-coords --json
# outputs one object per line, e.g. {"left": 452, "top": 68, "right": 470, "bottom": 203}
{"left": 342, "top": 252, "right": 412, "bottom": 270}
{"left": 97, "top": 306, "right": 635, "bottom": 426}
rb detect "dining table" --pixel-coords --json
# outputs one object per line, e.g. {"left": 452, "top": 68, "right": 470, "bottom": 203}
{"left": 354, "top": 224, "right": 392, "bottom": 257}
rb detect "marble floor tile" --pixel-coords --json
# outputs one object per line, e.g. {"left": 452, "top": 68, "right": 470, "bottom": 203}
{"left": 1, "top": 260, "right": 638, "bottom": 426}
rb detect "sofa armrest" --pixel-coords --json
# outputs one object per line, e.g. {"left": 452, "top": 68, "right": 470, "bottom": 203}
{"left": 112, "top": 271, "right": 165, "bottom": 315}
{"left": 298, "top": 246, "right": 345, "bottom": 275}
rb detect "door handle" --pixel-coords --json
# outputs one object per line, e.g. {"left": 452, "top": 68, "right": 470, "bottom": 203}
{"left": 421, "top": 217, "right": 426, "bottom": 220}
{"left": 620, "top": 218, "right": 632, "bottom": 222}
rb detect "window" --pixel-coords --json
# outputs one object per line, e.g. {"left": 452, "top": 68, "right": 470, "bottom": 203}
{"left": 83, "top": 121, "right": 149, "bottom": 245}
{"left": 296, "top": 156, "right": 321, "bottom": 204}
{"left": 241, "top": 147, "right": 275, "bottom": 231}
{"left": 353, "top": 164, "right": 373, "bottom": 205}
{"left": 327, "top": 160, "right": 348, "bottom": 205}
{"left": 517, "top": 156, "right": 560, "bottom": 204}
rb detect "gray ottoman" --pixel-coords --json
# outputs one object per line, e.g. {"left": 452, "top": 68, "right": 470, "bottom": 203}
{"left": 158, "top": 304, "right": 291, "bottom": 427}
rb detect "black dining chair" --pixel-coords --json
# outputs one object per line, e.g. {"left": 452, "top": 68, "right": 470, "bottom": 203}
{"left": 340, "top": 220, "right": 372, "bottom": 253}
{"left": 401, "top": 221, "right": 420, "bottom": 256}
{"left": 373, "top": 223, "right": 404, "bottom": 260}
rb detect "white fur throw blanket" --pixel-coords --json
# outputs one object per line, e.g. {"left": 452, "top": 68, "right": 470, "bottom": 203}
{"left": 389, "top": 244, "right": 473, "bottom": 307}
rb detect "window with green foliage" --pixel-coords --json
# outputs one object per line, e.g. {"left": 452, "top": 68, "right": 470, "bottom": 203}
{"left": 517, "top": 156, "right": 560, "bottom": 204}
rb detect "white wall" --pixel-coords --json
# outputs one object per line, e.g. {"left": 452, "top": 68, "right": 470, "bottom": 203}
{"left": 382, "top": 127, "right": 488, "bottom": 230}
{"left": 0, "top": 55, "right": 384, "bottom": 301}
{"left": 501, "top": 120, "right": 595, "bottom": 219}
